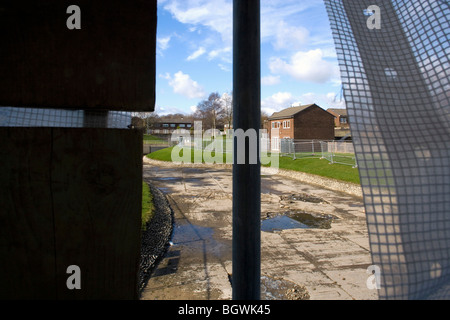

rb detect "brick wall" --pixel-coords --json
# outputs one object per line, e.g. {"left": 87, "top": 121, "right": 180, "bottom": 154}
{"left": 293, "top": 107, "right": 335, "bottom": 140}
{"left": 268, "top": 119, "right": 294, "bottom": 139}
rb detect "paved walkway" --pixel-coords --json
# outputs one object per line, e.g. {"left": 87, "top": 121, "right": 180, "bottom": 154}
{"left": 141, "top": 159, "right": 378, "bottom": 300}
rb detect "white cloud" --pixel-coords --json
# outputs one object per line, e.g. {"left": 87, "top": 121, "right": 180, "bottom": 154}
{"left": 260, "top": 90, "right": 346, "bottom": 116}
{"left": 261, "top": 75, "right": 281, "bottom": 86}
{"left": 155, "top": 104, "right": 189, "bottom": 116}
{"left": 208, "top": 46, "right": 232, "bottom": 63}
{"left": 158, "top": 36, "right": 172, "bottom": 51}
{"left": 261, "top": 92, "right": 297, "bottom": 116}
{"left": 164, "top": 71, "right": 206, "bottom": 99}
{"left": 269, "top": 49, "right": 339, "bottom": 84}
{"left": 218, "top": 64, "right": 230, "bottom": 72}
{"left": 261, "top": 0, "right": 318, "bottom": 42}
{"left": 162, "top": 0, "right": 232, "bottom": 44}
{"left": 187, "top": 47, "right": 206, "bottom": 61}
{"left": 298, "top": 92, "right": 346, "bottom": 109}
{"left": 273, "top": 21, "right": 309, "bottom": 51}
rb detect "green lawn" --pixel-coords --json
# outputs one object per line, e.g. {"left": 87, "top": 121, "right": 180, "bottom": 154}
{"left": 141, "top": 181, "right": 155, "bottom": 231}
{"left": 274, "top": 156, "right": 360, "bottom": 184}
{"left": 143, "top": 134, "right": 167, "bottom": 145}
{"left": 147, "top": 147, "right": 360, "bottom": 185}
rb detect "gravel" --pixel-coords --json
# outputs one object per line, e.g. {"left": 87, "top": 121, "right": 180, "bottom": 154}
{"left": 139, "top": 183, "right": 174, "bottom": 294}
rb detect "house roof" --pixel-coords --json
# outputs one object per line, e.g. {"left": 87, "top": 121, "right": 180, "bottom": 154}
{"left": 269, "top": 104, "right": 332, "bottom": 120}
{"left": 327, "top": 108, "right": 347, "bottom": 116}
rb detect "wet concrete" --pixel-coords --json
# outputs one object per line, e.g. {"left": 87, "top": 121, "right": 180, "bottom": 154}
{"left": 262, "top": 211, "right": 337, "bottom": 232}
{"left": 141, "top": 158, "right": 378, "bottom": 300}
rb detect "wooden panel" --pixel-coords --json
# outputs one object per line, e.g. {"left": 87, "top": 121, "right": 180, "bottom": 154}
{"left": 0, "top": 128, "right": 143, "bottom": 299}
{"left": 0, "top": 1, "right": 156, "bottom": 111}
{"left": 51, "top": 128, "right": 143, "bottom": 299}
{"left": 0, "top": 128, "right": 56, "bottom": 299}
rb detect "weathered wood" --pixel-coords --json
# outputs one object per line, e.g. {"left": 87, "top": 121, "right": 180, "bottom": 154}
{"left": 0, "top": 1, "right": 156, "bottom": 111}
{"left": 0, "top": 128, "right": 56, "bottom": 299}
{"left": 52, "top": 128, "right": 142, "bottom": 299}
{"left": 0, "top": 128, "right": 143, "bottom": 299}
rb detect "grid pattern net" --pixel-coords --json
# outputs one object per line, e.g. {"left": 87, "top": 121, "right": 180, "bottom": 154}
{"left": 324, "top": 0, "right": 450, "bottom": 299}
{"left": 0, "top": 106, "right": 134, "bottom": 129}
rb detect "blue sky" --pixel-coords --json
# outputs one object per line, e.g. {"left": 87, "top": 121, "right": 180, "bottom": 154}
{"left": 155, "top": 0, "right": 346, "bottom": 116}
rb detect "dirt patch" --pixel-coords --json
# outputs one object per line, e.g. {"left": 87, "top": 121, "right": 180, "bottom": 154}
{"left": 281, "top": 193, "right": 329, "bottom": 204}
{"left": 261, "top": 275, "right": 310, "bottom": 300}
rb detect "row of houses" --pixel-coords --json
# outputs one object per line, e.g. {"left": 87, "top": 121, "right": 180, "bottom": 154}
{"left": 264, "top": 104, "right": 350, "bottom": 142}
{"left": 148, "top": 104, "right": 350, "bottom": 141}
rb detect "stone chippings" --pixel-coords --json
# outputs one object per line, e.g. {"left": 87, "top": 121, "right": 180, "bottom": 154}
{"left": 139, "top": 183, "right": 174, "bottom": 294}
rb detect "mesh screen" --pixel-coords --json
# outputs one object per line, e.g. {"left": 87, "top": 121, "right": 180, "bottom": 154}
{"left": 324, "top": 0, "right": 450, "bottom": 299}
{"left": 0, "top": 106, "right": 133, "bottom": 129}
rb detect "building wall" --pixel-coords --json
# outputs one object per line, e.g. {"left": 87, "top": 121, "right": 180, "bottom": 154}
{"left": 268, "top": 119, "right": 294, "bottom": 139}
{"left": 293, "top": 107, "right": 335, "bottom": 140}
{"left": 328, "top": 110, "right": 350, "bottom": 128}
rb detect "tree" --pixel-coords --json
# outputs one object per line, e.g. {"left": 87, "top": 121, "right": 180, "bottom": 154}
{"left": 221, "top": 91, "right": 233, "bottom": 130}
{"left": 261, "top": 110, "right": 270, "bottom": 129}
{"left": 131, "top": 111, "right": 159, "bottom": 133}
{"left": 194, "top": 92, "right": 225, "bottom": 131}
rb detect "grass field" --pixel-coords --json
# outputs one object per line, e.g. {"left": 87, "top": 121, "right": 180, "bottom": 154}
{"left": 146, "top": 147, "right": 360, "bottom": 184}
{"left": 141, "top": 181, "right": 155, "bottom": 231}
{"left": 143, "top": 134, "right": 168, "bottom": 145}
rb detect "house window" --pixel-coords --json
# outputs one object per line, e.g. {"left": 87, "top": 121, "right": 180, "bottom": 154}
{"left": 272, "top": 122, "right": 281, "bottom": 129}
{"left": 271, "top": 137, "right": 280, "bottom": 151}
{"left": 170, "top": 124, "right": 176, "bottom": 128}
{"left": 187, "top": 124, "right": 192, "bottom": 128}
{"left": 283, "top": 120, "right": 290, "bottom": 129}
{"left": 179, "top": 124, "right": 186, "bottom": 128}
{"left": 340, "top": 117, "right": 348, "bottom": 124}
{"left": 162, "top": 124, "right": 169, "bottom": 128}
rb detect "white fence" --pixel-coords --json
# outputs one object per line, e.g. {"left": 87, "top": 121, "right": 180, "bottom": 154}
{"left": 320, "top": 141, "right": 357, "bottom": 167}
{"left": 276, "top": 139, "right": 357, "bottom": 167}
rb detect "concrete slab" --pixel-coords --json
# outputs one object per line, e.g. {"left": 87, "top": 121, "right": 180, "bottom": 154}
{"left": 141, "top": 158, "right": 379, "bottom": 300}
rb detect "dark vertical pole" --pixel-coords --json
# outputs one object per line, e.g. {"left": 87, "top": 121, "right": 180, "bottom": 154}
{"left": 83, "top": 110, "right": 109, "bottom": 128}
{"left": 232, "top": 0, "right": 261, "bottom": 300}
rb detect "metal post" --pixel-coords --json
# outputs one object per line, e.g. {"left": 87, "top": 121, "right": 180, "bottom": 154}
{"left": 232, "top": 0, "right": 261, "bottom": 300}
{"left": 293, "top": 140, "right": 296, "bottom": 160}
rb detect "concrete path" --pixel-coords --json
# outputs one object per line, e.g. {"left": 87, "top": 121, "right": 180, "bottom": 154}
{"left": 141, "top": 159, "right": 378, "bottom": 300}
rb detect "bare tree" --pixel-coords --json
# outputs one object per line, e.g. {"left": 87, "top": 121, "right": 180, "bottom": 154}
{"left": 194, "top": 92, "right": 225, "bottom": 131}
{"left": 221, "top": 91, "right": 233, "bottom": 130}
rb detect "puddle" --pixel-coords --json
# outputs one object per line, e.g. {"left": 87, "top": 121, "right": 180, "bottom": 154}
{"left": 262, "top": 211, "right": 337, "bottom": 232}
{"left": 158, "top": 187, "right": 170, "bottom": 194}
{"left": 172, "top": 223, "right": 214, "bottom": 244}
{"left": 153, "top": 177, "right": 182, "bottom": 182}
{"left": 261, "top": 216, "right": 308, "bottom": 232}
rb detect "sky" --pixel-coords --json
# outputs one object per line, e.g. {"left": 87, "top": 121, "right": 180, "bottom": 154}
{"left": 155, "top": 0, "right": 346, "bottom": 116}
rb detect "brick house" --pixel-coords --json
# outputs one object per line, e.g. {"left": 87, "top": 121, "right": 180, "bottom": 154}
{"left": 268, "top": 104, "right": 335, "bottom": 150}
{"left": 327, "top": 108, "right": 349, "bottom": 128}
{"left": 327, "top": 108, "right": 352, "bottom": 140}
